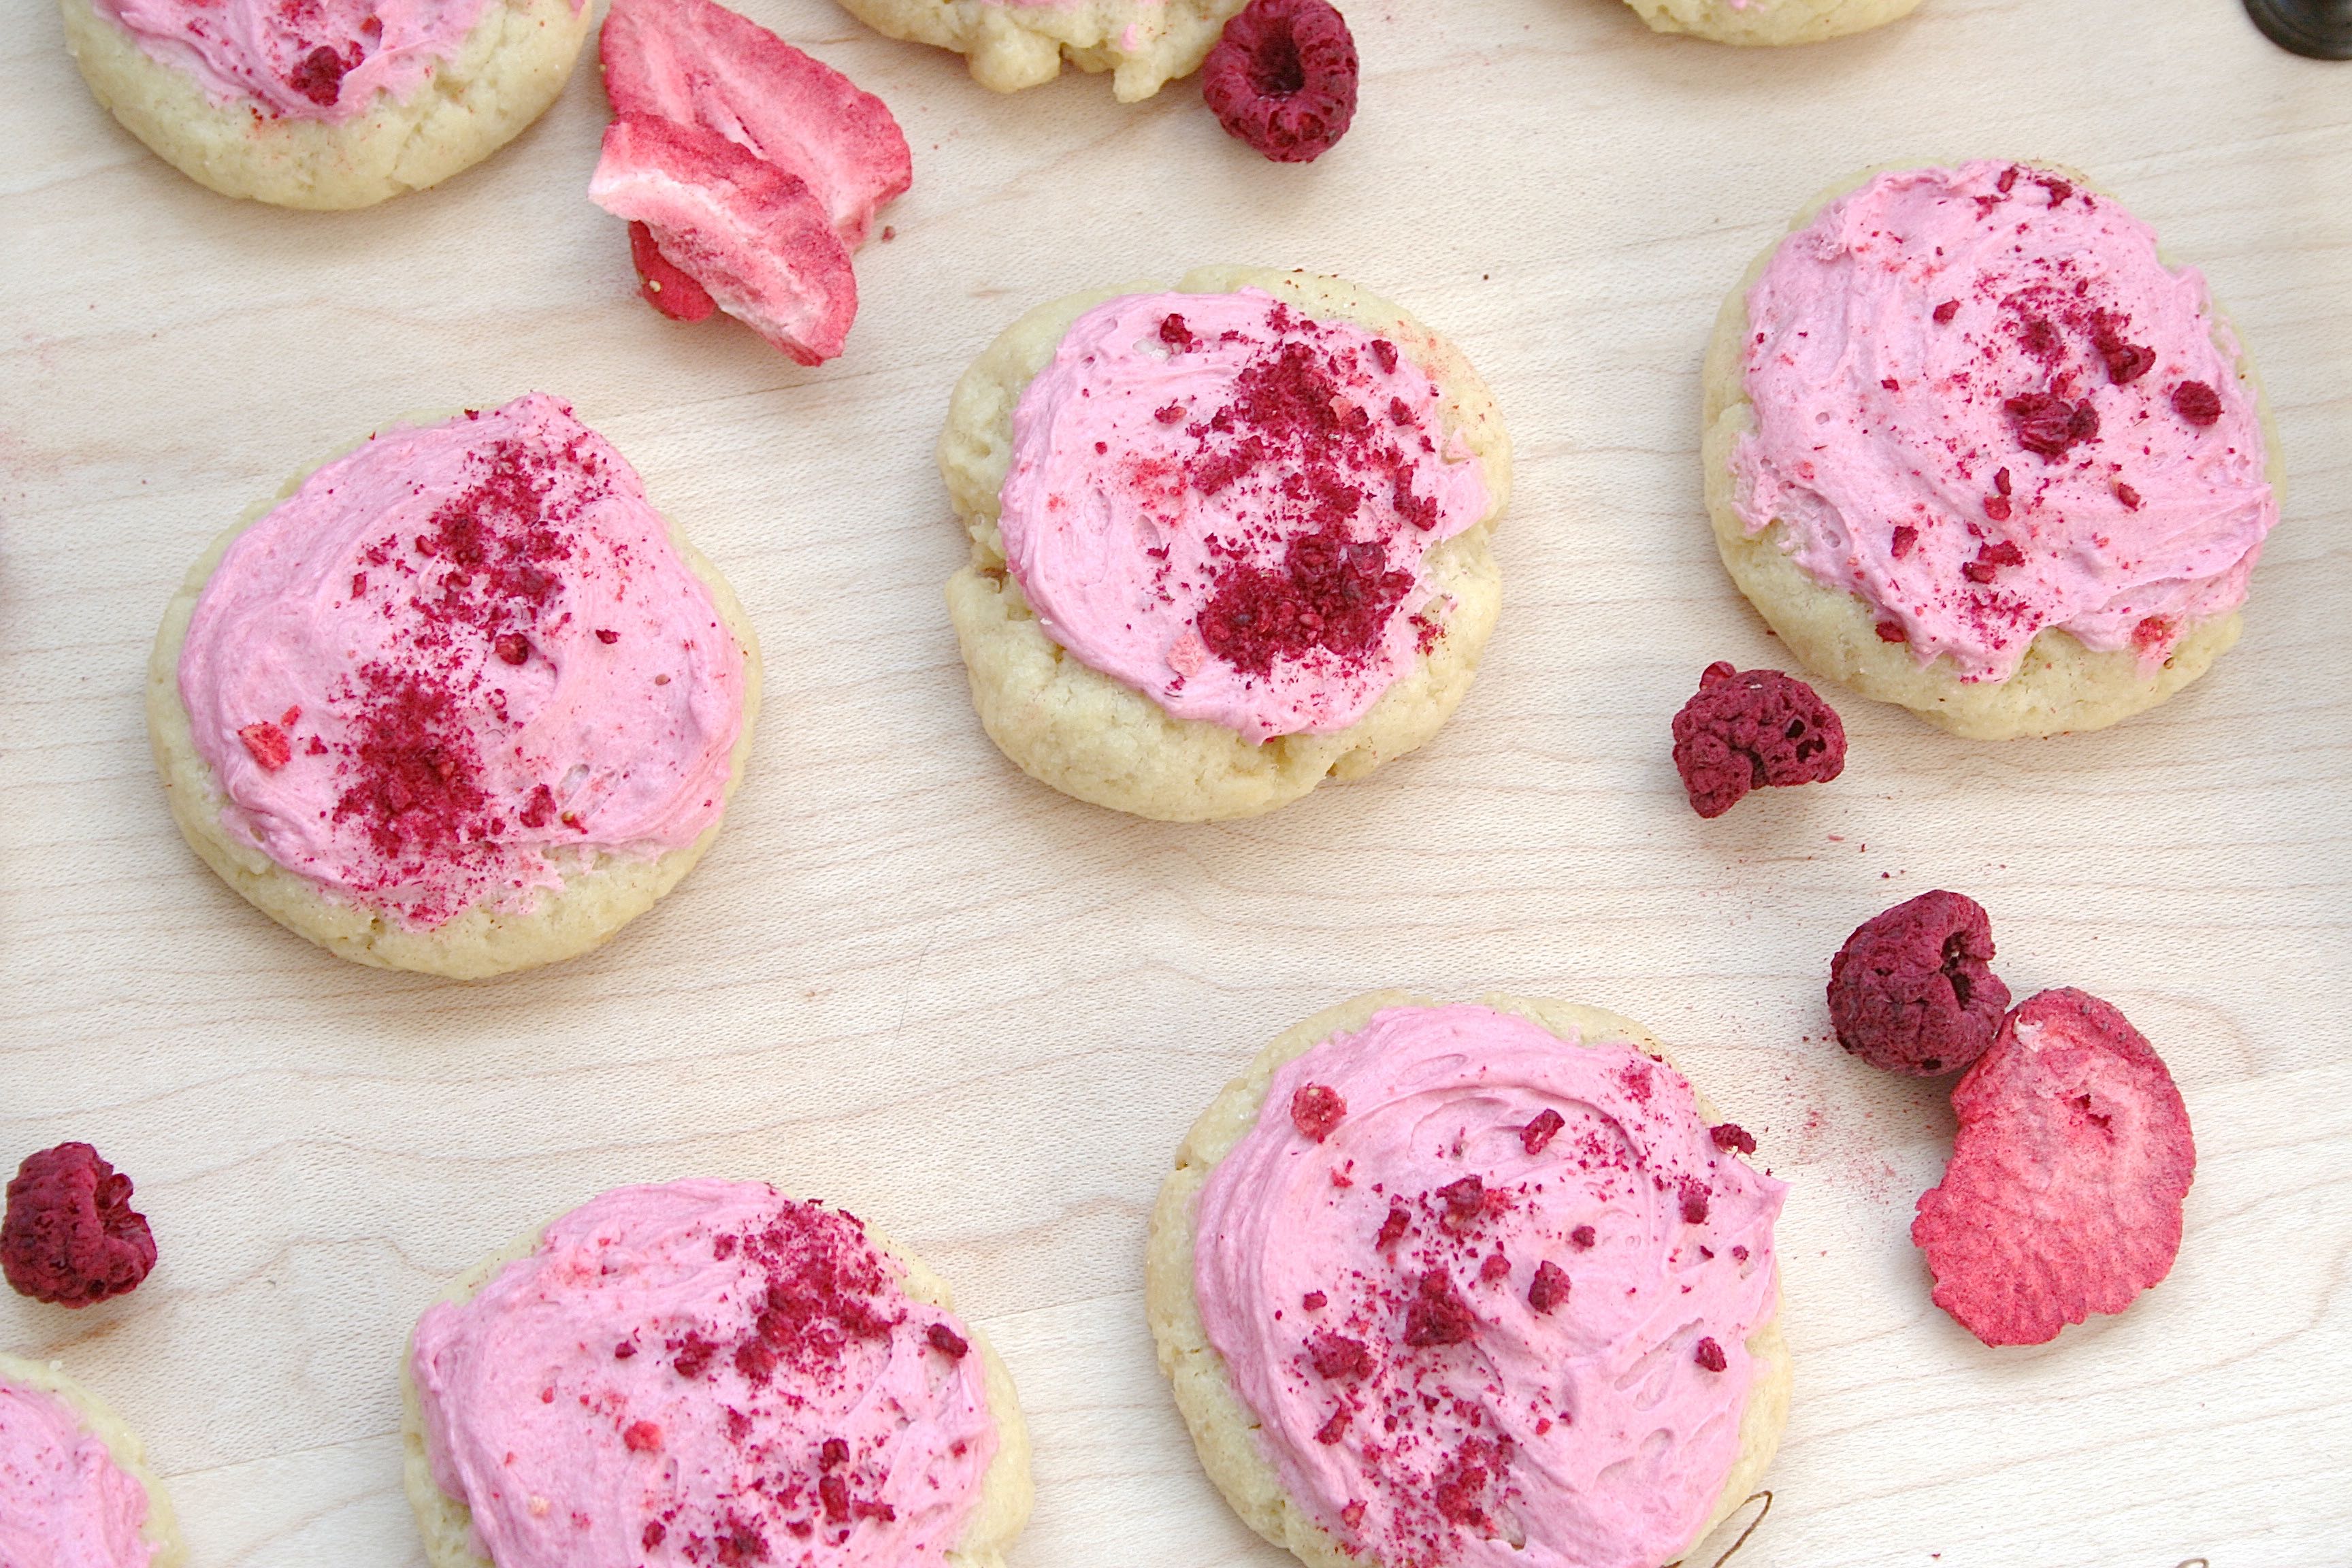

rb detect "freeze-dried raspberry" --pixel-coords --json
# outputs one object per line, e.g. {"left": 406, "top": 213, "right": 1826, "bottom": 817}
{"left": 1670, "top": 662, "right": 1846, "bottom": 819}
{"left": 1306, "top": 1330, "right": 1374, "bottom": 1379}
{"left": 1290, "top": 1083, "right": 1345, "bottom": 1142}
{"left": 1828, "top": 890, "right": 2011, "bottom": 1077}
{"left": 1200, "top": 0, "right": 1358, "bottom": 165}
{"left": 2, "top": 1143, "right": 157, "bottom": 1307}
{"left": 1402, "top": 1269, "right": 1477, "bottom": 1347}
{"left": 1912, "top": 989, "right": 2195, "bottom": 1346}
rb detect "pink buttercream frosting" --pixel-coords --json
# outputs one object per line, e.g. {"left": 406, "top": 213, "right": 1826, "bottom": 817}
{"left": 88, "top": 0, "right": 551, "bottom": 123}
{"left": 998, "top": 289, "right": 1490, "bottom": 742}
{"left": 0, "top": 1377, "right": 155, "bottom": 1568}
{"left": 410, "top": 1180, "right": 998, "bottom": 1568}
{"left": 1194, "top": 1004, "right": 1784, "bottom": 1568}
{"left": 1729, "top": 161, "right": 2276, "bottom": 682}
{"left": 176, "top": 393, "right": 746, "bottom": 928}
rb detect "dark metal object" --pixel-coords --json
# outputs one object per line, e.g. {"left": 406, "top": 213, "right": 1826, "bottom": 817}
{"left": 2242, "top": 0, "right": 2352, "bottom": 59}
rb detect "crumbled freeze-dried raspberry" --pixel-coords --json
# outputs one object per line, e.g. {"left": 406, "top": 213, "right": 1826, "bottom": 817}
{"left": 1829, "top": 890, "right": 2011, "bottom": 1076}
{"left": 1912, "top": 989, "right": 2195, "bottom": 1346}
{"left": 1670, "top": 662, "right": 1846, "bottom": 819}
{"left": 2, "top": 1143, "right": 157, "bottom": 1307}
{"left": 1200, "top": 0, "right": 1359, "bottom": 165}
{"left": 1291, "top": 1083, "right": 1345, "bottom": 1142}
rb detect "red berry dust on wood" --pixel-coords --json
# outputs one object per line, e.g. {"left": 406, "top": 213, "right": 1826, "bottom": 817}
{"left": 1670, "top": 662, "right": 1846, "bottom": 818}
{"left": 2, "top": 1143, "right": 157, "bottom": 1307}
{"left": 1202, "top": 0, "right": 1360, "bottom": 164}
{"left": 1828, "top": 890, "right": 2012, "bottom": 1077}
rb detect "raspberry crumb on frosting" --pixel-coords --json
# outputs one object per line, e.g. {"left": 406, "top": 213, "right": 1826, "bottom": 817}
{"left": 1290, "top": 1083, "right": 1348, "bottom": 1142}
{"left": 1669, "top": 662, "right": 1846, "bottom": 819}
{"left": 1, "top": 1143, "right": 158, "bottom": 1307}
{"left": 1201, "top": 0, "right": 1360, "bottom": 164}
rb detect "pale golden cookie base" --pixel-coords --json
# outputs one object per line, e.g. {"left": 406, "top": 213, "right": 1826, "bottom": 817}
{"left": 1144, "top": 991, "right": 1791, "bottom": 1568}
{"left": 398, "top": 1198, "right": 1034, "bottom": 1568}
{"left": 1700, "top": 161, "right": 2283, "bottom": 740}
{"left": 833, "top": 0, "right": 1244, "bottom": 99}
{"left": 940, "top": 265, "right": 1511, "bottom": 822}
{"left": 60, "top": 0, "right": 589, "bottom": 209}
{"left": 1623, "top": 0, "right": 1923, "bottom": 46}
{"left": 146, "top": 413, "right": 764, "bottom": 980}
{"left": 0, "top": 1352, "right": 189, "bottom": 1568}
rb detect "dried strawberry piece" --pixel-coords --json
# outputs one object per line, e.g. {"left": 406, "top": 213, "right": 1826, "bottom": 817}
{"left": 600, "top": 0, "right": 911, "bottom": 248}
{"left": 1670, "top": 662, "right": 1846, "bottom": 819}
{"left": 238, "top": 721, "right": 292, "bottom": 772}
{"left": 626, "top": 220, "right": 716, "bottom": 322}
{"left": 924, "top": 1322, "right": 969, "bottom": 1359}
{"left": 591, "top": 114, "right": 858, "bottom": 365}
{"left": 1912, "top": 989, "right": 2195, "bottom": 1346}
{"left": 2, "top": 1143, "right": 157, "bottom": 1307}
{"left": 1693, "top": 1336, "right": 1727, "bottom": 1372}
{"left": 1201, "top": 0, "right": 1359, "bottom": 165}
{"left": 1828, "top": 890, "right": 2011, "bottom": 1077}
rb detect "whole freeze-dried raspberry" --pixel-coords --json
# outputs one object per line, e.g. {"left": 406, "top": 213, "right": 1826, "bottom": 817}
{"left": 1200, "top": 0, "right": 1359, "bottom": 165}
{"left": 1828, "top": 890, "right": 2011, "bottom": 1076}
{"left": 2, "top": 1143, "right": 157, "bottom": 1307}
{"left": 1912, "top": 989, "right": 2195, "bottom": 1346}
{"left": 1670, "top": 662, "right": 1846, "bottom": 819}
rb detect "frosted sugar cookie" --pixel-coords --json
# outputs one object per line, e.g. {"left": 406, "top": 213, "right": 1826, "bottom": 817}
{"left": 147, "top": 393, "right": 760, "bottom": 979}
{"left": 61, "top": 0, "right": 590, "bottom": 208}
{"left": 0, "top": 1353, "right": 186, "bottom": 1568}
{"left": 835, "top": 0, "right": 1246, "bottom": 99}
{"left": 941, "top": 267, "right": 1509, "bottom": 820}
{"left": 403, "top": 1179, "right": 1032, "bottom": 1568}
{"left": 1622, "top": 0, "right": 1921, "bottom": 47}
{"left": 1147, "top": 993, "right": 1788, "bottom": 1568}
{"left": 1703, "top": 161, "right": 2281, "bottom": 738}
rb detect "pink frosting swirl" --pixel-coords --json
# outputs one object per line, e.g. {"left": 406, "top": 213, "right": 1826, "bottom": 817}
{"left": 1729, "top": 161, "right": 2276, "bottom": 682}
{"left": 176, "top": 393, "right": 747, "bottom": 929}
{"left": 88, "top": 0, "right": 546, "bottom": 122}
{"left": 999, "top": 290, "right": 1490, "bottom": 742}
{"left": 0, "top": 1377, "right": 155, "bottom": 1568}
{"left": 410, "top": 1181, "right": 998, "bottom": 1568}
{"left": 1194, "top": 1004, "right": 1783, "bottom": 1568}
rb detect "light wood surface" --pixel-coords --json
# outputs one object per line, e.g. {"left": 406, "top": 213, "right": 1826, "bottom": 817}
{"left": 3, "top": 0, "right": 2348, "bottom": 1563}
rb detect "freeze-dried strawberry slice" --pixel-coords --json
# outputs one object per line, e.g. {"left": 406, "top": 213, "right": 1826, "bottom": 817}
{"left": 1911, "top": 988, "right": 2195, "bottom": 1347}
{"left": 591, "top": 114, "right": 858, "bottom": 366}
{"left": 627, "top": 220, "right": 715, "bottom": 322}
{"left": 600, "top": 0, "right": 911, "bottom": 248}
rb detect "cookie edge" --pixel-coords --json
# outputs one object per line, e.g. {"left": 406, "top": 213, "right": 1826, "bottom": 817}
{"left": 0, "top": 1350, "right": 190, "bottom": 1568}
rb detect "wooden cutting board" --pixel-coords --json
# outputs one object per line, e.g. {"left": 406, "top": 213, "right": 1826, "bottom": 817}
{"left": 2, "top": 0, "right": 2347, "bottom": 1561}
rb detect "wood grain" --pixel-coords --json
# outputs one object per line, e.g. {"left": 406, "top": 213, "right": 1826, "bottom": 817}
{"left": 2, "top": 0, "right": 2348, "bottom": 1563}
